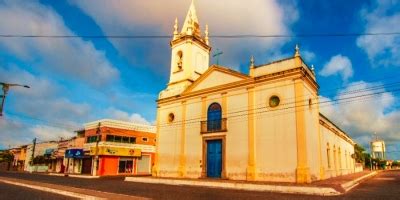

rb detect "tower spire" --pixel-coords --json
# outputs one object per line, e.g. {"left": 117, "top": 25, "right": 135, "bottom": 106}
{"left": 181, "top": 0, "right": 200, "bottom": 36}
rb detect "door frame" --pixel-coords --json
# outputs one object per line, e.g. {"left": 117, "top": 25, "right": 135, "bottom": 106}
{"left": 201, "top": 135, "right": 226, "bottom": 179}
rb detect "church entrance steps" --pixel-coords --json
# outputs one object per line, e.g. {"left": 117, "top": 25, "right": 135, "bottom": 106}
{"left": 125, "top": 170, "right": 378, "bottom": 196}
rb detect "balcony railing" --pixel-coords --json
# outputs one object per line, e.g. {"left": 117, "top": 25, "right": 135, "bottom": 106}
{"left": 201, "top": 118, "right": 227, "bottom": 133}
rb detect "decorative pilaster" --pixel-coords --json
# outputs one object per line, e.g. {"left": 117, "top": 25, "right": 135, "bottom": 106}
{"left": 179, "top": 101, "right": 187, "bottom": 177}
{"left": 294, "top": 79, "right": 311, "bottom": 183}
{"left": 247, "top": 87, "right": 256, "bottom": 180}
{"left": 152, "top": 107, "right": 161, "bottom": 177}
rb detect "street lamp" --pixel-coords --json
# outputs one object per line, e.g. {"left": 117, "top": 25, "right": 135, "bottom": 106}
{"left": 0, "top": 82, "right": 30, "bottom": 116}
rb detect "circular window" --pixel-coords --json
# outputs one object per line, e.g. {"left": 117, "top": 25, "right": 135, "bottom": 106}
{"left": 168, "top": 113, "right": 175, "bottom": 123}
{"left": 269, "top": 96, "right": 280, "bottom": 108}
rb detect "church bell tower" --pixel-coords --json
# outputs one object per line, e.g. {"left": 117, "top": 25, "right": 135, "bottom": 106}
{"left": 160, "top": 0, "right": 211, "bottom": 99}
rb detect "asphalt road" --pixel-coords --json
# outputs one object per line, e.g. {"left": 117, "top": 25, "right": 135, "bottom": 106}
{"left": 0, "top": 170, "right": 399, "bottom": 200}
{"left": 0, "top": 182, "right": 76, "bottom": 200}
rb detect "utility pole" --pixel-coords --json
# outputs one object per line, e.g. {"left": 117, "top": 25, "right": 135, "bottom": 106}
{"left": 31, "top": 138, "right": 36, "bottom": 167}
{"left": 92, "top": 122, "right": 101, "bottom": 176}
{"left": 0, "top": 82, "right": 30, "bottom": 116}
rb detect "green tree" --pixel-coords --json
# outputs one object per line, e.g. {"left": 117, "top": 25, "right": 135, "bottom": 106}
{"left": 0, "top": 151, "right": 14, "bottom": 171}
{"left": 354, "top": 144, "right": 366, "bottom": 163}
{"left": 33, "top": 155, "right": 46, "bottom": 165}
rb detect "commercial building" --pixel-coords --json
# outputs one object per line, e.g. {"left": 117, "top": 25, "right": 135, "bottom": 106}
{"left": 54, "top": 131, "right": 87, "bottom": 174}
{"left": 24, "top": 141, "right": 58, "bottom": 172}
{"left": 153, "top": 1, "right": 356, "bottom": 183}
{"left": 84, "top": 119, "right": 156, "bottom": 176}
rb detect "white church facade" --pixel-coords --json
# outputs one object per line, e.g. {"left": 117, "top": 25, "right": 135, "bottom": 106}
{"left": 153, "top": 1, "right": 356, "bottom": 183}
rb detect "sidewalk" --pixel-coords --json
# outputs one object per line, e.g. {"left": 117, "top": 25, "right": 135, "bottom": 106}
{"left": 125, "top": 171, "right": 379, "bottom": 196}
{"left": 0, "top": 176, "right": 148, "bottom": 200}
{"left": 48, "top": 172, "right": 100, "bottom": 179}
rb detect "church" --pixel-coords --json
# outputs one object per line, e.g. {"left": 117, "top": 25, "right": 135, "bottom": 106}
{"left": 152, "top": 1, "right": 356, "bottom": 183}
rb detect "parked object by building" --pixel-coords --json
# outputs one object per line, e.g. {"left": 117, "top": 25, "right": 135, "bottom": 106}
{"left": 153, "top": 1, "right": 356, "bottom": 183}
{"left": 84, "top": 119, "right": 156, "bottom": 176}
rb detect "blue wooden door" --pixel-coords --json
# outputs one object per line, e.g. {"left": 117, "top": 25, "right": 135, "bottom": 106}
{"left": 207, "top": 140, "right": 222, "bottom": 178}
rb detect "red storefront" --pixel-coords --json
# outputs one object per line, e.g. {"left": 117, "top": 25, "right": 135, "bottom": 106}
{"left": 90, "top": 146, "right": 155, "bottom": 176}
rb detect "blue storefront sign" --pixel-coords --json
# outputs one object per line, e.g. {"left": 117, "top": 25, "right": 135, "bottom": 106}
{"left": 65, "top": 149, "right": 84, "bottom": 158}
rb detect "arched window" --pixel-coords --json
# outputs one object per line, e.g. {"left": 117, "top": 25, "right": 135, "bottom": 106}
{"left": 176, "top": 51, "right": 183, "bottom": 70}
{"left": 333, "top": 145, "right": 337, "bottom": 170}
{"left": 327, "top": 143, "right": 331, "bottom": 168}
{"left": 338, "top": 147, "right": 342, "bottom": 169}
{"left": 207, "top": 103, "right": 222, "bottom": 132}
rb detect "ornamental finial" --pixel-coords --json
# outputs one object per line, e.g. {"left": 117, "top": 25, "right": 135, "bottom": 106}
{"left": 295, "top": 44, "right": 300, "bottom": 57}
{"left": 173, "top": 17, "right": 178, "bottom": 36}
{"left": 205, "top": 24, "right": 209, "bottom": 45}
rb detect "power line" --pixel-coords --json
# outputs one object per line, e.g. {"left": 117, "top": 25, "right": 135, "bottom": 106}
{"left": 3, "top": 80, "right": 399, "bottom": 132}
{"left": 0, "top": 32, "right": 399, "bottom": 39}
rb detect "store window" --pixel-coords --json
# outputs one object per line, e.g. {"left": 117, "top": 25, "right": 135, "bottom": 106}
{"left": 87, "top": 136, "right": 99, "bottom": 143}
{"left": 118, "top": 158, "right": 133, "bottom": 174}
{"left": 105, "top": 135, "right": 136, "bottom": 144}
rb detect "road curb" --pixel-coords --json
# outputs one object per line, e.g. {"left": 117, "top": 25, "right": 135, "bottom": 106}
{"left": 48, "top": 173, "right": 100, "bottom": 179}
{"left": 341, "top": 171, "right": 378, "bottom": 192}
{"left": 0, "top": 179, "right": 103, "bottom": 199}
{"left": 125, "top": 177, "right": 341, "bottom": 196}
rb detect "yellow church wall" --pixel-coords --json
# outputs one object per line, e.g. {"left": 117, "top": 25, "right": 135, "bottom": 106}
{"left": 191, "top": 71, "right": 245, "bottom": 92}
{"left": 319, "top": 118, "right": 355, "bottom": 179}
{"left": 302, "top": 82, "right": 322, "bottom": 182}
{"left": 253, "top": 80, "right": 298, "bottom": 182}
{"left": 225, "top": 89, "right": 249, "bottom": 180}
{"left": 183, "top": 98, "right": 203, "bottom": 178}
{"left": 155, "top": 102, "right": 184, "bottom": 177}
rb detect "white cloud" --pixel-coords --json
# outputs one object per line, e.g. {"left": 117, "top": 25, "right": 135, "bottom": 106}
{"left": 319, "top": 81, "right": 400, "bottom": 159}
{"left": 106, "top": 107, "right": 152, "bottom": 125}
{"left": 319, "top": 54, "right": 354, "bottom": 81}
{"left": 0, "top": 65, "right": 91, "bottom": 126}
{"left": 0, "top": 118, "right": 31, "bottom": 148}
{"left": 302, "top": 50, "right": 316, "bottom": 62}
{"left": 0, "top": 65, "right": 87, "bottom": 148}
{"left": 30, "top": 125, "right": 74, "bottom": 142}
{"left": 0, "top": 0, "right": 119, "bottom": 87}
{"left": 70, "top": 0, "right": 298, "bottom": 73}
{"left": 356, "top": 0, "right": 400, "bottom": 67}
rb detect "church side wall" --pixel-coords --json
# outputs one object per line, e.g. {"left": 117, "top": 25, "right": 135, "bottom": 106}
{"left": 253, "top": 80, "right": 298, "bottom": 182}
{"left": 320, "top": 121, "right": 355, "bottom": 179}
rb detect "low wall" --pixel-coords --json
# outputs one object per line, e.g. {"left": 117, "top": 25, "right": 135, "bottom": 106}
{"left": 27, "top": 165, "right": 49, "bottom": 172}
{"left": 355, "top": 163, "right": 363, "bottom": 173}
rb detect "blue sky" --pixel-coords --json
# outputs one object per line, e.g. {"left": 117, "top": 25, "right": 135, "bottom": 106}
{"left": 0, "top": 0, "right": 399, "bottom": 159}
